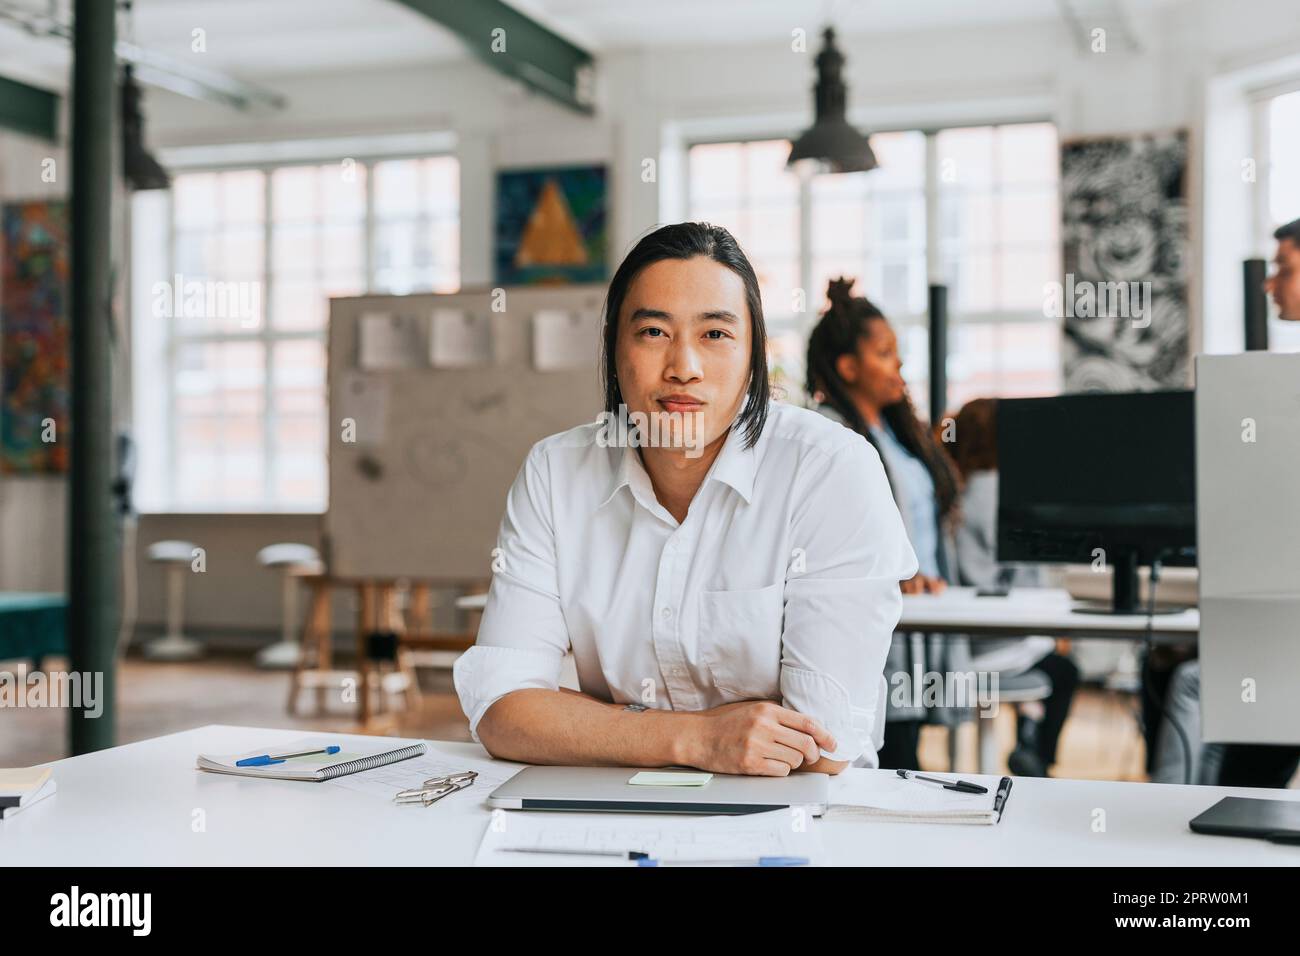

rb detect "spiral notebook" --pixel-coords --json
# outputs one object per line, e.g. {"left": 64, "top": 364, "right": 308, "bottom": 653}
{"left": 196, "top": 738, "right": 426, "bottom": 782}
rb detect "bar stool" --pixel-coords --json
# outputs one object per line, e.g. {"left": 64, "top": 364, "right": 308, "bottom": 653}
{"left": 143, "top": 540, "right": 203, "bottom": 661}
{"left": 255, "top": 543, "right": 323, "bottom": 670}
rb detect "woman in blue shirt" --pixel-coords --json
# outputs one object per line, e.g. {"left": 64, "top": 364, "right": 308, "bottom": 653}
{"left": 805, "top": 277, "right": 966, "bottom": 769}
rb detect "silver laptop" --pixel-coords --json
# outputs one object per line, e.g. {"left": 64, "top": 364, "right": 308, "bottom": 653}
{"left": 487, "top": 766, "right": 829, "bottom": 815}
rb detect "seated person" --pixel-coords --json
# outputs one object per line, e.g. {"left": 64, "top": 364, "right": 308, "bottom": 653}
{"left": 454, "top": 222, "right": 917, "bottom": 776}
{"left": 947, "top": 397, "right": 1080, "bottom": 778}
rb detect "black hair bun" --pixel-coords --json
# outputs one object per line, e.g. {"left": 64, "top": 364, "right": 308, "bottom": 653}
{"left": 826, "top": 276, "right": 856, "bottom": 308}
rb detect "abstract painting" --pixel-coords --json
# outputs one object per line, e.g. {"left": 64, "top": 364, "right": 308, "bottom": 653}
{"left": 1, "top": 200, "right": 70, "bottom": 473}
{"left": 1060, "top": 130, "right": 1189, "bottom": 392}
{"left": 495, "top": 164, "right": 607, "bottom": 285}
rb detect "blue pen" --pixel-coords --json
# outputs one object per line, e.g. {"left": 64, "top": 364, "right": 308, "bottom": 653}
{"left": 236, "top": 745, "right": 340, "bottom": 767}
{"left": 637, "top": 855, "right": 810, "bottom": 867}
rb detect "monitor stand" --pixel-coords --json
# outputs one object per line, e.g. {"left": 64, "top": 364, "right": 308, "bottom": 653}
{"left": 1070, "top": 550, "right": 1190, "bottom": 616}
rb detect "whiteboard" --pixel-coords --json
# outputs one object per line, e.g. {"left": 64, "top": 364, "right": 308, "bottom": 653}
{"left": 325, "top": 286, "right": 606, "bottom": 579}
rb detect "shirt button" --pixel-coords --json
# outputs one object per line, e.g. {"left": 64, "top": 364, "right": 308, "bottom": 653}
{"left": 660, "top": 607, "right": 673, "bottom": 620}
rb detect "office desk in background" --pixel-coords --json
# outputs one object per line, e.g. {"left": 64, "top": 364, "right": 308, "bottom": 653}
{"left": 4, "top": 725, "right": 1291, "bottom": 866}
{"left": 456, "top": 587, "right": 1199, "bottom": 643}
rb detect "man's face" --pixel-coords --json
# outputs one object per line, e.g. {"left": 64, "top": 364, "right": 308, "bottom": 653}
{"left": 613, "top": 256, "right": 752, "bottom": 456}
{"left": 1264, "top": 237, "right": 1300, "bottom": 321}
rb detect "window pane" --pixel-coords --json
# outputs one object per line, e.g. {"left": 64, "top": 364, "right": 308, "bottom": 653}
{"left": 220, "top": 170, "right": 265, "bottom": 225}
{"left": 272, "top": 340, "right": 325, "bottom": 415}
{"left": 373, "top": 158, "right": 421, "bottom": 216}
{"left": 809, "top": 130, "right": 927, "bottom": 320}
{"left": 372, "top": 158, "right": 460, "bottom": 295}
{"left": 158, "top": 156, "right": 458, "bottom": 510}
{"left": 170, "top": 170, "right": 268, "bottom": 334}
{"left": 689, "top": 143, "right": 744, "bottom": 204}
{"left": 272, "top": 166, "right": 319, "bottom": 222}
{"left": 940, "top": 123, "right": 1061, "bottom": 316}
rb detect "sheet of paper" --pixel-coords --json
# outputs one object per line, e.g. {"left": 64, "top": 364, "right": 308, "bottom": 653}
{"left": 326, "top": 747, "right": 522, "bottom": 802}
{"left": 430, "top": 308, "right": 493, "bottom": 367}
{"left": 828, "top": 769, "right": 999, "bottom": 812}
{"left": 359, "top": 311, "right": 426, "bottom": 369}
{"left": 627, "top": 771, "right": 713, "bottom": 787}
{"left": 532, "top": 309, "right": 599, "bottom": 371}
{"left": 476, "top": 807, "right": 824, "bottom": 867}
{"left": 337, "top": 372, "right": 389, "bottom": 446}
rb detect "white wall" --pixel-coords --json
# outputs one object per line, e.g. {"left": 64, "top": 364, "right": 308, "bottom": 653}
{"left": 4, "top": 0, "right": 1300, "bottom": 638}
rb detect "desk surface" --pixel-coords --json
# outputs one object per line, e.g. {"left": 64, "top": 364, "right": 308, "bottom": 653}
{"left": 898, "top": 587, "right": 1198, "bottom": 640}
{"left": 456, "top": 587, "right": 1198, "bottom": 641}
{"left": 5, "top": 724, "right": 1292, "bottom": 866}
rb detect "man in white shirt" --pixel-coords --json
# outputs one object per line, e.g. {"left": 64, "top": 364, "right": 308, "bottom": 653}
{"left": 454, "top": 222, "right": 917, "bottom": 776}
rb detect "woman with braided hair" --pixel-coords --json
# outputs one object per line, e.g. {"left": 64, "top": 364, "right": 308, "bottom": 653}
{"left": 805, "top": 277, "right": 971, "bottom": 770}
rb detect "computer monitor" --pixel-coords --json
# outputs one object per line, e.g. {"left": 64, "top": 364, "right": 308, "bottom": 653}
{"left": 996, "top": 390, "right": 1196, "bottom": 614}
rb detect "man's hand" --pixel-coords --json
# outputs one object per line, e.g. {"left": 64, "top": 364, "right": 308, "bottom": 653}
{"left": 680, "top": 700, "right": 838, "bottom": 776}
{"left": 901, "top": 572, "right": 946, "bottom": 595}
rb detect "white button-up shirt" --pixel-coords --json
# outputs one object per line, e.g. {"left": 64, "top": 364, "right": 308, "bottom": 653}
{"left": 453, "top": 401, "right": 918, "bottom": 765}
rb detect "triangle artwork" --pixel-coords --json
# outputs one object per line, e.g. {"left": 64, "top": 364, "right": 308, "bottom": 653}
{"left": 514, "top": 178, "right": 589, "bottom": 268}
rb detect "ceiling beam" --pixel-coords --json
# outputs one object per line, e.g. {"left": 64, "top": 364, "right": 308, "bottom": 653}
{"left": 0, "top": 72, "right": 58, "bottom": 140}
{"left": 0, "top": 1, "right": 286, "bottom": 112}
{"left": 395, "top": 0, "right": 595, "bottom": 114}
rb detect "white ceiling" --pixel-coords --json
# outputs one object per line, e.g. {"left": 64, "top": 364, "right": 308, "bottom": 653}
{"left": 0, "top": 0, "right": 1181, "bottom": 92}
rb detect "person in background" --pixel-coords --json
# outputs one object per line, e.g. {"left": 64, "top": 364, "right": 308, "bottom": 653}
{"left": 947, "top": 398, "right": 1080, "bottom": 777}
{"left": 805, "top": 277, "right": 969, "bottom": 770}
{"left": 1264, "top": 215, "right": 1300, "bottom": 322}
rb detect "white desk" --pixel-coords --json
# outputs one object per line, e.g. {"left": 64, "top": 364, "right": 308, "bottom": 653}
{"left": 5, "top": 725, "right": 1294, "bottom": 866}
{"left": 457, "top": 587, "right": 1199, "bottom": 642}
{"left": 897, "top": 587, "right": 1197, "bottom": 641}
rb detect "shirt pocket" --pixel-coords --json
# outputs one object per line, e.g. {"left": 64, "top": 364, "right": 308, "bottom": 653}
{"left": 697, "top": 582, "right": 784, "bottom": 702}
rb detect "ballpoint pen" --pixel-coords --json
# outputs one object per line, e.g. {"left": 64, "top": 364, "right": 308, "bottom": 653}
{"left": 896, "top": 768, "right": 988, "bottom": 794}
{"left": 236, "top": 745, "right": 341, "bottom": 767}
{"left": 501, "top": 847, "right": 653, "bottom": 860}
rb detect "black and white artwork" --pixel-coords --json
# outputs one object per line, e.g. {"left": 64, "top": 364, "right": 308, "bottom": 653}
{"left": 1059, "top": 130, "right": 1189, "bottom": 391}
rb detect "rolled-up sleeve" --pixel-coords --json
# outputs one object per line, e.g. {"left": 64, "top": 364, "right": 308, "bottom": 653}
{"left": 780, "top": 438, "right": 918, "bottom": 765}
{"left": 453, "top": 444, "right": 569, "bottom": 741}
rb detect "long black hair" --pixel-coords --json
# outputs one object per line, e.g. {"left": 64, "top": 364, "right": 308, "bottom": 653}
{"left": 600, "top": 222, "right": 770, "bottom": 448}
{"left": 805, "top": 277, "right": 959, "bottom": 520}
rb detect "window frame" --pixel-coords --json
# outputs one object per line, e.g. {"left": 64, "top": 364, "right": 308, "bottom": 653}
{"left": 147, "top": 148, "right": 459, "bottom": 514}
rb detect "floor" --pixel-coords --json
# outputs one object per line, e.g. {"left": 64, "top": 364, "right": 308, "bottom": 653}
{"left": 6, "top": 649, "right": 1149, "bottom": 780}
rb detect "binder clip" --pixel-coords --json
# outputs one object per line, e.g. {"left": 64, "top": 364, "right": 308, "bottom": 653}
{"left": 394, "top": 770, "right": 478, "bottom": 807}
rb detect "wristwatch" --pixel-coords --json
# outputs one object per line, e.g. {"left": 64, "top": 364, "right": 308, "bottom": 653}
{"left": 624, "top": 703, "right": 648, "bottom": 712}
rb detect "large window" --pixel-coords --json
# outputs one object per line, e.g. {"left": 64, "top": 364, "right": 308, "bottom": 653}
{"left": 688, "top": 122, "right": 1061, "bottom": 418}
{"left": 136, "top": 155, "right": 459, "bottom": 512}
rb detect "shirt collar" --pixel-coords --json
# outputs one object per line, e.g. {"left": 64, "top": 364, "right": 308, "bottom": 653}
{"left": 597, "top": 422, "right": 757, "bottom": 511}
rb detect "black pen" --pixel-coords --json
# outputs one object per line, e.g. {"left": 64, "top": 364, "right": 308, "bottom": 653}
{"left": 896, "top": 768, "right": 989, "bottom": 794}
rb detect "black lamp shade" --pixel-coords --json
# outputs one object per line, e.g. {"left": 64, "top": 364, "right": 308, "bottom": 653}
{"left": 788, "top": 27, "right": 877, "bottom": 174}
{"left": 121, "top": 66, "right": 171, "bottom": 192}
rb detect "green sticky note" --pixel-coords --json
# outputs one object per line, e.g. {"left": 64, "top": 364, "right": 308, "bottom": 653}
{"left": 628, "top": 771, "right": 713, "bottom": 787}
